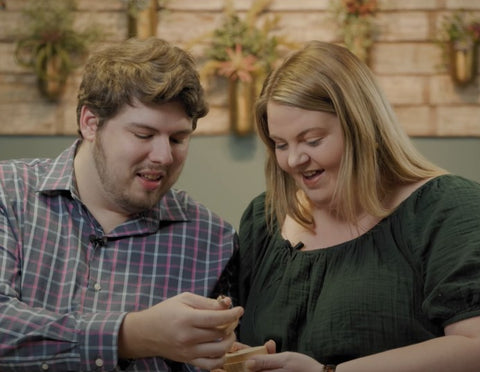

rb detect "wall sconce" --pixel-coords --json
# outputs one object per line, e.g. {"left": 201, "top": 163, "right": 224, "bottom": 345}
{"left": 228, "top": 78, "right": 256, "bottom": 136}
{"left": 126, "top": 0, "right": 158, "bottom": 39}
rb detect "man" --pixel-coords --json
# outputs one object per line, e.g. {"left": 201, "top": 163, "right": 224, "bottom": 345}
{"left": 0, "top": 38, "right": 243, "bottom": 371}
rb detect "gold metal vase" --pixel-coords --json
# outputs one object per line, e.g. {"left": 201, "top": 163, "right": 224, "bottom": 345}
{"left": 228, "top": 78, "right": 256, "bottom": 136}
{"left": 38, "top": 54, "right": 67, "bottom": 101}
{"left": 448, "top": 40, "right": 477, "bottom": 86}
{"left": 343, "top": 18, "right": 374, "bottom": 66}
{"left": 128, "top": 0, "right": 158, "bottom": 39}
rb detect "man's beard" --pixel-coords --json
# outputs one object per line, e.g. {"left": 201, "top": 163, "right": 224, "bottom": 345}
{"left": 92, "top": 136, "right": 165, "bottom": 215}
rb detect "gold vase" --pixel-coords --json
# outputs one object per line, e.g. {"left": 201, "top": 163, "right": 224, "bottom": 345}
{"left": 344, "top": 18, "right": 373, "bottom": 66}
{"left": 448, "top": 40, "right": 477, "bottom": 86}
{"left": 128, "top": 0, "right": 158, "bottom": 39}
{"left": 38, "top": 54, "right": 67, "bottom": 101}
{"left": 351, "top": 36, "right": 371, "bottom": 65}
{"left": 228, "top": 78, "right": 256, "bottom": 136}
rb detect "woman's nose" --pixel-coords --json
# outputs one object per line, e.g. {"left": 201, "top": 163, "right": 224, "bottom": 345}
{"left": 287, "top": 147, "right": 309, "bottom": 168}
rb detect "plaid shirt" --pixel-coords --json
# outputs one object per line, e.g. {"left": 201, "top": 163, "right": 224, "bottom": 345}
{"left": 0, "top": 141, "right": 237, "bottom": 372}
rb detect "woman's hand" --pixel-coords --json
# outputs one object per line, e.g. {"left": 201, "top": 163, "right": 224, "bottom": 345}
{"left": 211, "top": 340, "right": 276, "bottom": 372}
{"left": 245, "top": 349, "right": 323, "bottom": 372}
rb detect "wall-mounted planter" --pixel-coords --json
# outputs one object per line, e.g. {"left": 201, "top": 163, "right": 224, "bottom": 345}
{"left": 228, "top": 78, "right": 256, "bottom": 136}
{"left": 343, "top": 20, "right": 374, "bottom": 66}
{"left": 37, "top": 54, "right": 68, "bottom": 101}
{"left": 127, "top": 0, "right": 158, "bottom": 39}
{"left": 448, "top": 40, "right": 477, "bottom": 86}
{"left": 14, "top": 0, "right": 100, "bottom": 102}
{"left": 14, "top": 40, "right": 71, "bottom": 102}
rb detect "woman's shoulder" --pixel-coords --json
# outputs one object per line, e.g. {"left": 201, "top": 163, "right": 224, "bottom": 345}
{"left": 250, "top": 191, "right": 267, "bottom": 206}
{"left": 388, "top": 174, "right": 479, "bottom": 211}
{"left": 407, "top": 174, "right": 480, "bottom": 207}
{"left": 241, "top": 192, "right": 267, "bottom": 222}
{"left": 421, "top": 174, "right": 479, "bottom": 189}
{"left": 385, "top": 175, "right": 480, "bottom": 273}
{"left": 239, "top": 191, "right": 274, "bottom": 248}
{"left": 393, "top": 174, "right": 480, "bottom": 234}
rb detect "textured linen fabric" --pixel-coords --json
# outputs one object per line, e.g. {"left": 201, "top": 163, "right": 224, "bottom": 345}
{"left": 0, "top": 140, "right": 236, "bottom": 372}
{"left": 234, "top": 175, "right": 480, "bottom": 366}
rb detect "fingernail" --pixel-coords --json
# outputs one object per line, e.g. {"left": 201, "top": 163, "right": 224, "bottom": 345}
{"left": 216, "top": 295, "right": 232, "bottom": 308}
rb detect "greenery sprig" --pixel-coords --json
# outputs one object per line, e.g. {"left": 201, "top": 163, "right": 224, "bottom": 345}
{"left": 439, "top": 10, "right": 480, "bottom": 49}
{"left": 330, "top": 0, "right": 378, "bottom": 63}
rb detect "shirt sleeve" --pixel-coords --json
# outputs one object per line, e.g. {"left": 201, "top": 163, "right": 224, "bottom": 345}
{"left": 412, "top": 176, "right": 480, "bottom": 327}
{"left": 0, "top": 193, "right": 126, "bottom": 371}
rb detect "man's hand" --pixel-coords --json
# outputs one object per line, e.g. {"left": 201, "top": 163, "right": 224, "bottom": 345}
{"left": 118, "top": 292, "right": 244, "bottom": 370}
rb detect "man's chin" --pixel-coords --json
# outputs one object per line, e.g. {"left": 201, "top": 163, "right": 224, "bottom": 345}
{"left": 119, "top": 194, "right": 163, "bottom": 214}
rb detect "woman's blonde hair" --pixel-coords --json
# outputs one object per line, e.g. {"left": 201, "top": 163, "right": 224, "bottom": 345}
{"left": 255, "top": 40, "right": 446, "bottom": 230}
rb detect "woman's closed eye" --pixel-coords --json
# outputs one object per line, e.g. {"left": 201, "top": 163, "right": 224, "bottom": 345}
{"left": 306, "top": 138, "right": 322, "bottom": 147}
{"left": 274, "top": 142, "right": 288, "bottom": 150}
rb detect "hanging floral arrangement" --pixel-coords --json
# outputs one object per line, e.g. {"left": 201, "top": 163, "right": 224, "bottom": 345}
{"left": 14, "top": 0, "right": 101, "bottom": 101}
{"left": 199, "top": 0, "right": 292, "bottom": 84}
{"left": 437, "top": 10, "right": 480, "bottom": 86}
{"left": 194, "top": 0, "right": 297, "bottom": 136}
{"left": 330, "top": 0, "right": 378, "bottom": 64}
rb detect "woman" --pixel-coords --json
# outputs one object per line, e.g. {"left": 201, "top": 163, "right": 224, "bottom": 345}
{"left": 229, "top": 41, "right": 480, "bottom": 371}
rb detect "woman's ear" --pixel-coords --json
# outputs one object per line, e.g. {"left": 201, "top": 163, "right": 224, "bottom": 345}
{"left": 79, "top": 106, "right": 99, "bottom": 141}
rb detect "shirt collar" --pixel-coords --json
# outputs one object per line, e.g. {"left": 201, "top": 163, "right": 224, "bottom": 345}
{"left": 37, "top": 139, "right": 79, "bottom": 194}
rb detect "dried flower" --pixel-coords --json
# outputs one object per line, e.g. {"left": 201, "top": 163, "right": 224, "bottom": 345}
{"left": 440, "top": 11, "right": 480, "bottom": 47}
{"left": 330, "top": 0, "right": 379, "bottom": 63}
{"left": 195, "top": 0, "right": 296, "bottom": 82}
{"left": 437, "top": 10, "right": 480, "bottom": 86}
{"left": 342, "top": 0, "right": 377, "bottom": 17}
{"left": 333, "top": 0, "right": 378, "bottom": 22}
{"left": 216, "top": 44, "right": 259, "bottom": 82}
{"left": 467, "top": 22, "right": 480, "bottom": 41}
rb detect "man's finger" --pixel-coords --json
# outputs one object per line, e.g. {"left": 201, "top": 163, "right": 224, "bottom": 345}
{"left": 193, "top": 307, "right": 244, "bottom": 329}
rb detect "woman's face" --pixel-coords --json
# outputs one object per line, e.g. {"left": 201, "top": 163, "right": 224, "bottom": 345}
{"left": 267, "top": 102, "right": 345, "bottom": 209}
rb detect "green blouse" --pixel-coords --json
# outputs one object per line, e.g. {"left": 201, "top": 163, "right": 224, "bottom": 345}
{"left": 234, "top": 175, "right": 480, "bottom": 366}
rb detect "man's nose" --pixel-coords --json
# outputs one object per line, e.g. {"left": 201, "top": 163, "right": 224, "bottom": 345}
{"left": 150, "top": 137, "right": 173, "bottom": 165}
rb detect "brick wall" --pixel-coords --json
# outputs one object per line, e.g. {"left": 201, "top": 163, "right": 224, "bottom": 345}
{"left": 0, "top": 0, "right": 479, "bottom": 136}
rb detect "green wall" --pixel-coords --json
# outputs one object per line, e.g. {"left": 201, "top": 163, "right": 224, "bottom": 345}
{"left": 1, "top": 135, "right": 479, "bottom": 229}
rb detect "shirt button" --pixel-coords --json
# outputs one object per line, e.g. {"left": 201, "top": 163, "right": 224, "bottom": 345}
{"left": 95, "top": 358, "right": 104, "bottom": 367}
{"left": 93, "top": 283, "right": 102, "bottom": 291}
{"left": 41, "top": 363, "right": 49, "bottom": 370}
